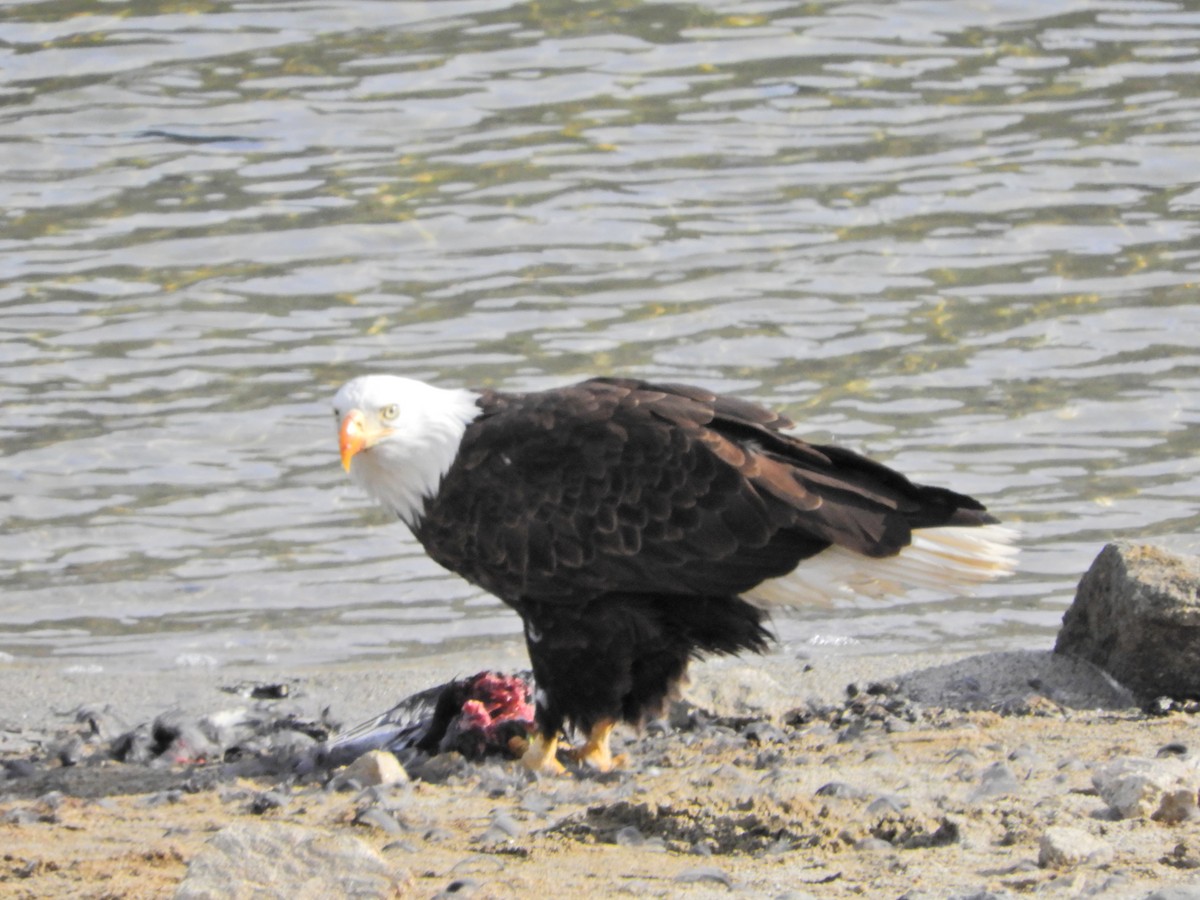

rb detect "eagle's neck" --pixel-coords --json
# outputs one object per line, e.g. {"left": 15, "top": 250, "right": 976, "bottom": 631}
{"left": 352, "top": 388, "right": 482, "bottom": 529}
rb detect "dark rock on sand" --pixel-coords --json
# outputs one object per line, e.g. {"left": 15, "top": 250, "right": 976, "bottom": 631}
{"left": 1055, "top": 542, "right": 1200, "bottom": 701}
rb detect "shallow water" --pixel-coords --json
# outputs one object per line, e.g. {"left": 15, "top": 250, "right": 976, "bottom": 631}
{"left": 2, "top": 0, "right": 1198, "bottom": 673}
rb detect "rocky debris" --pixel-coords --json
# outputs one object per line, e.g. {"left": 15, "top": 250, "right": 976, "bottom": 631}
{"left": 174, "top": 822, "right": 402, "bottom": 899}
{"left": 1093, "top": 756, "right": 1200, "bottom": 823}
{"left": 7, "top": 641, "right": 1200, "bottom": 898}
{"left": 1037, "top": 826, "right": 1113, "bottom": 868}
{"left": 553, "top": 798, "right": 813, "bottom": 855}
{"left": 1055, "top": 542, "right": 1200, "bottom": 701}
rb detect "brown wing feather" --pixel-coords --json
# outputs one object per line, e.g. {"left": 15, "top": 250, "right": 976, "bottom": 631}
{"left": 413, "top": 378, "right": 993, "bottom": 605}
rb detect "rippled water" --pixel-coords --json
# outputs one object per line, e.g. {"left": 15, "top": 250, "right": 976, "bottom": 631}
{"left": 2, "top": 0, "right": 1198, "bottom": 672}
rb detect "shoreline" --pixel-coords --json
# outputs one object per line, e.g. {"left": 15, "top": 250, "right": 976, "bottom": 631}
{"left": 6, "top": 642, "right": 1195, "bottom": 898}
{"left": 0, "top": 636, "right": 1134, "bottom": 742}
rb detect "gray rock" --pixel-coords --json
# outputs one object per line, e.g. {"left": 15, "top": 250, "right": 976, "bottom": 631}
{"left": 866, "top": 795, "right": 906, "bottom": 816}
{"left": 1037, "top": 825, "right": 1113, "bottom": 868}
{"left": 355, "top": 807, "right": 406, "bottom": 835}
{"left": 485, "top": 811, "right": 522, "bottom": 839}
{"left": 476, "top": 810, "right": 523, "bottom": 844}
{"left": 1144, "top": 886, "right": 1200, "bottom": 900}
{"left": 174, "top": 822, "right": 400, "bottom": 899}
{"left": 970, "top": 762, "right": 1021, "bottom": 801}
{"left": 814, "top": 780, "right": 867, "bottom": 799}
{"left": 1055, "top": 542, "right": 1200, "bottom": 701}
{"left": 675, "top": 866, "right": 734, "bottom": 886}
{"left": 1093, "top": 756, "right": 1200, "bottom": 822}
{"left": 3, "top": 807, "right": 43, "bottom": 826}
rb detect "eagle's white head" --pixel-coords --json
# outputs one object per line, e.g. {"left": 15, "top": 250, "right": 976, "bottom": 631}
{"left": 333, "top": 375, "right": 481, "bottom": 527}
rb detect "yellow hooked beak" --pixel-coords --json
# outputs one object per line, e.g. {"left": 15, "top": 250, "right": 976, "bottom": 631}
{"left": 338, "top": 409, "right": 391, "bottom": 472}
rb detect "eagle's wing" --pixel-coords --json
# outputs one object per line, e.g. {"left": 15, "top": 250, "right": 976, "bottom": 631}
{"left": 415, "top": 378, "right": 995, "bottom": 605}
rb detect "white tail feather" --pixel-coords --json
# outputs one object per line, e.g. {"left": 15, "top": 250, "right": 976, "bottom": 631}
{"left": 744, "top": 524, "right": 1019, "bottom": 608}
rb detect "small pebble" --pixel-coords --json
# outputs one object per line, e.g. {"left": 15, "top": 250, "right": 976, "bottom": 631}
{"left": 487, "top": 811, "right": 522, "bottom": 838}
{"left": 866, "top": 681, "right": 899, "bottom": 696}
{"left": 3, "top": 807, "right": 43, "bottom": 826}
{"left": 837, "top": 719, "right": 870, "bottom": 743}
{"left": 355, "top": 806, "right": 405, "bottom": 835}
{"left": 970, "top": 763, "right": 1020, "bottom": 801}
{"left": 815, "top": 781, "right": 867, "bottom": 799}
{"left": 434, "top": 877, "right": 480, "bottom": 898}
{"left": 866, "top": 795, "right": 906, "bottom": 816}
{"left": 56, "top": 737, "right": 86, "bottom": 767}
{"left": 1038, "top": 825, "right": 1113, "bottom": 869}
{"left": 248, "top": 790, "right": 289, "bottom": 815}
{"left": 343, "top": 750, "right": 408, "bottom": 787}
{"left": 519, "top": 792, "right": 553, "bottom": 815}
{"left": 742, "top": 721, "right": 786, "bottom": 744}
{"left": 675, "top": 866, "right": 733, "bottom": 886}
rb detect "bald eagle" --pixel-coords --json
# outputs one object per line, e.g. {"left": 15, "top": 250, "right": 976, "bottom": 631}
{"left": 333, "top": 375, "right": 1016, "bottom": 773}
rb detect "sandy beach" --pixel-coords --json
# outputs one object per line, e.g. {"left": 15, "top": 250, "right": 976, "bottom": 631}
{"left": 3, "top": 641, "right": 1198, "bottom": 899}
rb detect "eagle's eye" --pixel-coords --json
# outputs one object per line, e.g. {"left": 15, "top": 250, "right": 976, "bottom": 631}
{"left": 380, "top": 404, "right": 400, "bottom": 422}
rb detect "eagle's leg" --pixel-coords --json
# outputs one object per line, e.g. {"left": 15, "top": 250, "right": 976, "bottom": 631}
{"left": 519, "top": 731, "right": 565, "bottom": 775}
{"left": 565, "top": 718, "right": 627, "bottom": 772}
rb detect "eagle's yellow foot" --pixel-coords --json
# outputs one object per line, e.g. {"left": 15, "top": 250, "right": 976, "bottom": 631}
{"left": 518, "top": 732, "right": 566, "bottom": 775}
{"left": 565, "top": 719, "right": 626, "bottom": 772}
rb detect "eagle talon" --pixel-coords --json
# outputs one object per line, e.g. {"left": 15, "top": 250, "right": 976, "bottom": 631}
{"left": 565, "top": 719, "right": 623, "bottom": 773}
{"left": 519, "top": 732, "right": 567, "bottom": 776}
